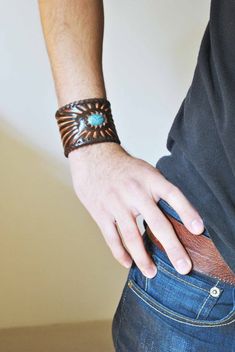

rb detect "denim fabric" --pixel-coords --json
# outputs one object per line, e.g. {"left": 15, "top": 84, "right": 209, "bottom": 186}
{"left": 112, "top": 198, "right": 235, "bottom": 351}
{"left": 143, "top": 198, "right": 211, "bottom": 239}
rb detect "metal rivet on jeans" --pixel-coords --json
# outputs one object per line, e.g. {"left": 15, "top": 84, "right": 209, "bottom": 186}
{"left": 209, "top": 286, "right": 221, "bottom": 297}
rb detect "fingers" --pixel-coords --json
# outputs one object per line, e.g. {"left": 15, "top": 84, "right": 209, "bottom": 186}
{"left": 114, "top": 211, "right": 158, "bottom": 279}
{"left": 100, "top": 221, "right": 133, "bottom": 269}
{"left": 153, "top": 173, "right": 204, "bottom": 235}
{"left": 138, "top": 197, "right": 193, "bottom": 275}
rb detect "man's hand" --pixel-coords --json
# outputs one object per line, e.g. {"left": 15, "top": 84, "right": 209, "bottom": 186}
{"left": 38, "top": 0, "right": 204, "bottom": 279}
{"left": 69, "top": 142, "right": 204, "bottom": 278}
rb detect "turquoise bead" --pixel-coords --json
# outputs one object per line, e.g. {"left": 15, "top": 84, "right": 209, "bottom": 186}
{"left": 88, "top": 113, "right": 105, "bottom": 126}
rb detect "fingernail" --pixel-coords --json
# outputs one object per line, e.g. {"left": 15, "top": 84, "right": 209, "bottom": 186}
{"left": 191, "top": 218, "right": 204, "bottom": 232}
{"left": 176, "top": 259, "right": 191, "bottom": 274}
{"left": 146, "top": 266, "right": 157, "bottom": 278}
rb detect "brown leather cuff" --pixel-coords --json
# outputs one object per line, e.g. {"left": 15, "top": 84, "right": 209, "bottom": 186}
{"left": 55, "top": 97, "right": 121, "bottom": 157}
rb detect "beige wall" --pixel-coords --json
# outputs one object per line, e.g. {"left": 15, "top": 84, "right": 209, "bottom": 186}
{"left": 0, "top": 1, "right": 210, "bottom": 328}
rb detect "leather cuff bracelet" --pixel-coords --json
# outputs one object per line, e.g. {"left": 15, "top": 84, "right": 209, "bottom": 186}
{"left": 55, "top": 97, "right": 121, "bottom": 157}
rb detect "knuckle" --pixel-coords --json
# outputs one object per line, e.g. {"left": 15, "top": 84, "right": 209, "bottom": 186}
{"left": 124, "top": 178, "right": 141, "bottom": 193}
{"left": 123, "top": 228, "right": 137, "bottom": 241}
{"left": 147, "top": 218, "right": 161, "bottom": 231}
{"left": 165, "top": 243, "right": 183, "bottom": 258}
{"left": 164, "top": 184, "right": 179, "bottom": 200}
{"left": 105, "top": 186, "right": 118, "bottom": 200}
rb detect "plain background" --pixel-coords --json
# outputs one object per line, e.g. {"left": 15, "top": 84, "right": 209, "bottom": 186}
{"left": 0, "top": 0, "right": 210, "bottom": 328}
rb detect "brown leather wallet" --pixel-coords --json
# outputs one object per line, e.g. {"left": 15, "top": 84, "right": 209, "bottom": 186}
{"left": 145, "top": 212, "right": 235, "bottom": 286}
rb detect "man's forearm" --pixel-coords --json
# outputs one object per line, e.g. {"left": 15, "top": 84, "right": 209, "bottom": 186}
{"left": 38, "top": 0, "right": 106, "bottom": 107}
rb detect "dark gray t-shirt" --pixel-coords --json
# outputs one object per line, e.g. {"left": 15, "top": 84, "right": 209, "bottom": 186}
{"left": 155, "top": 0, "right": 235, "bottom": 274}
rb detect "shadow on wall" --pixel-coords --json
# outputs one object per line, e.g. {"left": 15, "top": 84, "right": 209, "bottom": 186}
{"left": 0, "top": 119, "right": 127, "bottom": 329}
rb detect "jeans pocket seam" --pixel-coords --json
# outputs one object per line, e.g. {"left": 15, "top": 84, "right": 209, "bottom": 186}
{"left": 196, "top": 279, "right": 221, "bottom": 320}
{"left": 157, "top": 263, "right": 210, "bottom": 293}
{"left": 128, "top": 278, "right": 235, "bottom": 327}
{"left": 196, "top": 292, "right": 212, "bottom": 320}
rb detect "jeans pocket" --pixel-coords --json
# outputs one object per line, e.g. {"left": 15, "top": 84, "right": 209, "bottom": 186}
{"left": 127, "top": 249, "right": 235, "bottom": 327}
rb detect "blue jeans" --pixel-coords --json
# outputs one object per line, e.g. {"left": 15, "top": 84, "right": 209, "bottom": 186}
{"left": 112, "top": 199, "right": 235, "bottom": 351}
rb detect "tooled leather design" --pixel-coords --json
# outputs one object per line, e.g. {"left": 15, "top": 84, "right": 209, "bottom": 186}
{"left": 55, "top": 98, "right": 121, "bottom": 157}
{"left": 146, "top": 213, "right": 235, "bottom": 285}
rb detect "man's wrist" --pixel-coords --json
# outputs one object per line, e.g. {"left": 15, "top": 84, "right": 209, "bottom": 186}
{"left": 55, "top": 97, "right": 121, "bottom": 157}
{"left": 57, "top": 82, "right": 107, "bottom": 107}
{"left": 68, "top": 141, "right": 123, "bottom": 161}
